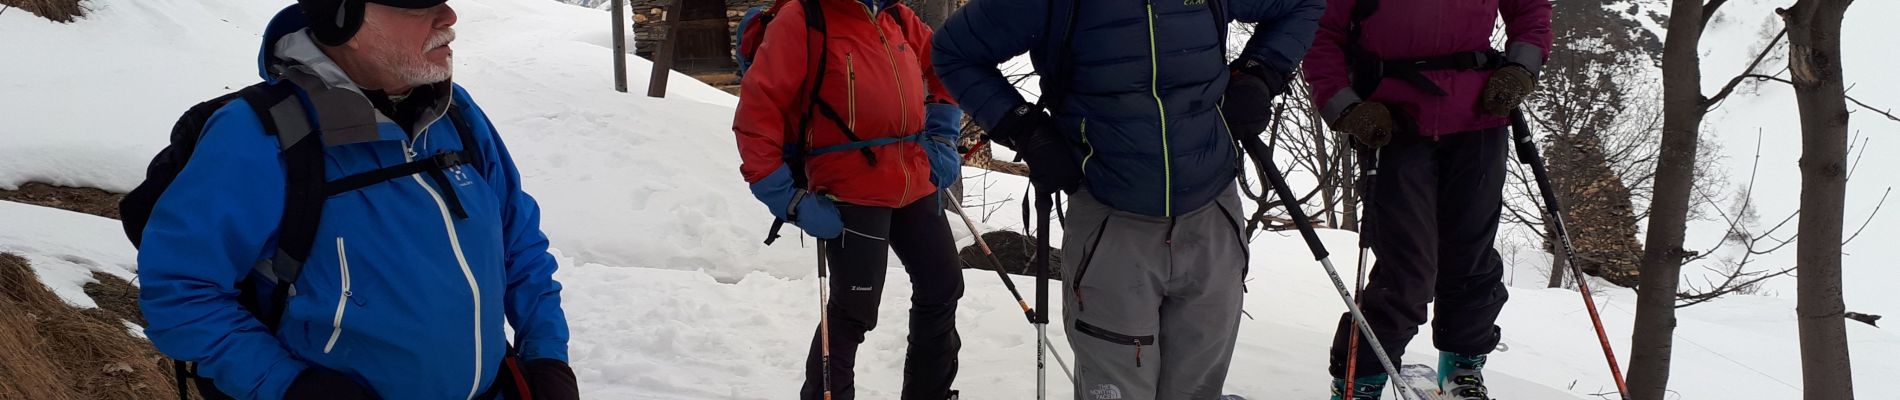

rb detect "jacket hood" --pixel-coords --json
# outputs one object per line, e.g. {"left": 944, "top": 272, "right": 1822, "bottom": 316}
{"left": 258, "top": 5, "right": 311, "bottom": 82}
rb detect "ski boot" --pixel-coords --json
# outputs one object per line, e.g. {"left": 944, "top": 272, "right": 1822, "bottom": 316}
{"left": 1330, "top": 374, "right": 1388, "bottom": 400}
{"left": 1438, "top": 351, "right": 1490, "bottom": 399}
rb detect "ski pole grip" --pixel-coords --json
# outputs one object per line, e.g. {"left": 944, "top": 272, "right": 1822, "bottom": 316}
{"left": 1240, "top": 134, "right": 1331, "bottom": 261}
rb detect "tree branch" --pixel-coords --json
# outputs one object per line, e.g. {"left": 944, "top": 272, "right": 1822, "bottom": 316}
{"left": 1701, "top": 0, "right": 1730, "bottom": 28}
{"left": 1735, "top": 74, "right": 1900, "bottom": 123}
{"left": 1842, "top": 187, "right": 1890, "bottom": 246}
{"left": 1676, "top": 266, "right": 1796, "bottom": 308}
{"left": 1704, "top": 29, "right": 1788, "bottom": 110}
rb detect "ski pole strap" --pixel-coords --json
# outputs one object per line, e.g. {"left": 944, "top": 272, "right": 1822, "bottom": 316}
{"left": 807, "top": 131, "right": 929, "bottom": 157}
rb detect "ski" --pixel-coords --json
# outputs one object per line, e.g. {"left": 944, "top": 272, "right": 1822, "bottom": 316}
{"left": 1396, "top": 364, "right": 1447, "bottom": 400}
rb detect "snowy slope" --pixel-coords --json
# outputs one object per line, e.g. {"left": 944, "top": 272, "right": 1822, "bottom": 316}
{"left": 3, "top": 0, "right": 1899, "bottom": 399}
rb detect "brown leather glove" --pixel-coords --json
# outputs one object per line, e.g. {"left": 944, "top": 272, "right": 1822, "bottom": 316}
{"left": 1335, "top": 102, "right": 1396, "bottom": 147}
{"left": 1481, "top": 65, "right": 1536, "bottom": 117}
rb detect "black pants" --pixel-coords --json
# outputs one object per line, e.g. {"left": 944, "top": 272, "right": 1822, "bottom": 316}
{"left": 801, "top": 193, "right": 965, "bottom": 400}
{"left": 1329, "top": 128, "right": 1511, "bottom": 378}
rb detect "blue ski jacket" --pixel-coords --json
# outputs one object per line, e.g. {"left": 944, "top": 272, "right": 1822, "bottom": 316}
{"left": 138, "top": 6, "right": 569, "bottom": 400}
{"left": 934, "top": 0, "right": 1324, "bottom": 217}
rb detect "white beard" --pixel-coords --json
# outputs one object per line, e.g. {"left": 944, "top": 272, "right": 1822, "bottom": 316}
{"left": 362, "top": 25, "right": 455, "bottom": 87}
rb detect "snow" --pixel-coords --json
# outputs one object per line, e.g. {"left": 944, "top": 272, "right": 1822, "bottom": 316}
{"left": 0, "top": 201, "right": 139, "bottom": 309}
{"left": 2, "top": 0, "right": 1899, "bottom": 399}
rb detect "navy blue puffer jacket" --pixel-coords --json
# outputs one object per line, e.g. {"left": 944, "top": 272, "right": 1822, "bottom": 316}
{"left": 935, "top": 0, "right": 1323, "bottom": 217}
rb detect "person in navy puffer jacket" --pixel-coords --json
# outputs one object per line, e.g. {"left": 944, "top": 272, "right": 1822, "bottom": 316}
{"left": 137, "top": 2, "right": 575, "bottom": 399}
{"left": 934, "top": 0, "right": 1323, "bottom": 399}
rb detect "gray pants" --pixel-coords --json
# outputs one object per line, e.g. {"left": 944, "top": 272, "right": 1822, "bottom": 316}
{"left": 1062, "top": 185, "right": 1249, "bottom": 400}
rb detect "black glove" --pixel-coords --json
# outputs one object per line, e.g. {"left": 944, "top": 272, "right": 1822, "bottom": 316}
{"left": 1222, "top": 58, "right": 1289, "bottom": 137}
{"left": 991, "top": 104, "right": 1083, "bottom": 194}
{"left": 285, "top": 366, "right": 377, "bottom": 400}
{"left": 526, "top": 359, "right": 580, "bottom": 400}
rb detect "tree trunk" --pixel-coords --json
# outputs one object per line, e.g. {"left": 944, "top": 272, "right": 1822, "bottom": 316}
{"left": 1547, "top": 216, "right": 1567, "bottom": 289}
{"left": 1627, "top": 0, "right": 1709, "bottom": 398}
{"left": 1784, "top": 1, "right": 1856, "bottom": 399}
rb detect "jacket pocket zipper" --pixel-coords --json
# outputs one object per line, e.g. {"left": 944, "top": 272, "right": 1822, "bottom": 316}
{"left": 1069, "top": 215, "right": 1114, "bottom": 312}
{"left": 846, "top": 53, "right": 858, "bottom": 132}
{"left": 325, "top": 236, "right": 352, "bottom": 353}
{"left": 1075, "top": 319, "right": 1156, "bottom": 367}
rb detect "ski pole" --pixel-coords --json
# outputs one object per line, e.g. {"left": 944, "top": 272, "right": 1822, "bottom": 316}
{"left": 946, "top": 194, "right": 1077, "bottom": 382}
{"left": 1236, "top": 134, "right": 1417, "bottom": 400}
{"left": 1345, "top": 149, "right": 1380, "bottom": 394}
{"left": 1509, "top": 110, "right": 1630, "bottom": 400}
{"left": 816, "top": 240, "right": 834, "bottom": 400}
{"left": 1033, "top": 191, "right": 1054, "bottom": 400}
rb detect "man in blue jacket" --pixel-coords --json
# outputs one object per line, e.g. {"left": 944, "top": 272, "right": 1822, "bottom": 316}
{"left": 934, "top": 0, "right": 1322, "bottom": 398}
{"left": 137, "top": 1, "right": 576, "bottom": 399}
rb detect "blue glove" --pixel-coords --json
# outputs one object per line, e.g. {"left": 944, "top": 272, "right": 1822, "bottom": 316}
{"left": 750, "top": 165, "right": 843, "bottom": 239}
{"left": 923, "top": 103, "right": 964, "bottom": 190}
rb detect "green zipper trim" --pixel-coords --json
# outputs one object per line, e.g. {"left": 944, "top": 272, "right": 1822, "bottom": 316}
{"left": 1215, "top": 103, "right": 1242, "bottom": 167}
{"left": 1145, "top": 2, "right": 1172, "bottom": 216}
{"left": 1080, "top": 118, "right": 1094, "bottom": 171}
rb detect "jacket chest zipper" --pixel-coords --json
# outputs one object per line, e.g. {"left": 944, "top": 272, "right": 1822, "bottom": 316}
{"left": 403, "top": 134, "right": 486, "bottom": 400}
{"left": 847, "top": 53, "right": 858, "bottom": 131}
{"left": 1145, "top": 1, "right": 1174, "bottom": 217}
{"left": 865, "top": 6, "right": 915, "bottom": 202}
{"left": 325, "top": 236, "right": 352, "bottom": 354}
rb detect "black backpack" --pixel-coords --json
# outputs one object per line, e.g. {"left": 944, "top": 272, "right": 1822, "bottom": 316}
{"left": 120, "top": 79, "right": 485, "bottom": 400}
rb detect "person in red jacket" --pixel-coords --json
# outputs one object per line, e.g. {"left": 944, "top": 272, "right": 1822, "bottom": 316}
{"left": 1302, "top": 0, "right": 1551, "bottom": 398}
{"left": 731, "top": 0, "right": 964, "bottom": 399}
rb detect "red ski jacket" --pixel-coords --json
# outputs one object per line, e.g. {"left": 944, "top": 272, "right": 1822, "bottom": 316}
{"left": 734, "top": 0, "right": 954, "bottom": 208}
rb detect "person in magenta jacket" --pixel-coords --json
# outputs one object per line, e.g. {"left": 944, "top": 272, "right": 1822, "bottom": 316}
{"left": 1300, "top": 0, "right": 1551, "bottom": 398}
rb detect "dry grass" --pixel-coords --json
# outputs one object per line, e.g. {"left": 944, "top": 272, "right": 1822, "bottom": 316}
{"left": 0, "top": 182, "right": 125, "bottom": 219}
{"left": 84, "top": 271, "right": 144, "bottom": 326}
{"left": 0, "top": 255, "right": 78, "bottom": 400}
{"left": 0, "top": 0, "right": 87, "bottom": 23}
{"left": 0, "top": 253, "right": 182, "bottom": 399}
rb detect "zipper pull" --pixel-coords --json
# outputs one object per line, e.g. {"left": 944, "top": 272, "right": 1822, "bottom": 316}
{"left": 1135, "top": 341, "right": 1144, "bottom": 367}
{"left": 1074, "top": 288, "right": 1086, "bottom": 312}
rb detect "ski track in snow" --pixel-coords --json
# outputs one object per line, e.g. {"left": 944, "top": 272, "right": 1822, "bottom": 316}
{"left": 3, "top": 0, "right": 1899, "bottom": 398}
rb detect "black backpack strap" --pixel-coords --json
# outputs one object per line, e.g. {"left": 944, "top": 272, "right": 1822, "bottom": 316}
{"left": 324, "top": 106, "right": 482, "bottom": 218}
{"left": 789, "top": 0, "right": 830, "bottom": 191}
{"left": 450, "top": 104, "right": 485, "bottom": 171}
{"left": 1344, "top": 0, "right": 1383, "bottom": 98}
{"left": 237, "top": 81, "right": 323, "bottom": 333}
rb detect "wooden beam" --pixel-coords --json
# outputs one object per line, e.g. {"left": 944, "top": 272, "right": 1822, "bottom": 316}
{"left": 611, "top": 0, "right": 628, "bottom": 92}
{"left": 646, "top": 0, "right": 682, "bottom": 98}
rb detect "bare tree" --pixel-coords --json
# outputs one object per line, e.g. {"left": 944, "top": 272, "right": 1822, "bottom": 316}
{"left": 1781, "top": 1, "right": 1857, "bottom": 398}
{"left": 1626, "top": 1, "right": 1731, "bottom": 397}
